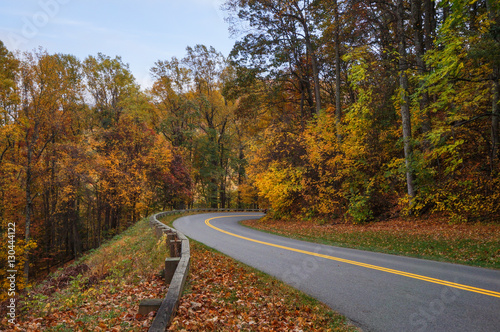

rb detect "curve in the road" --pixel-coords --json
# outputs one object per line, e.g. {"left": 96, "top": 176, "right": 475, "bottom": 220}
{"left": 205, "top": 215, "right": 500, "bottom": 299}
{"left": 174, "top": 213, "right": 500, "bottom": 332}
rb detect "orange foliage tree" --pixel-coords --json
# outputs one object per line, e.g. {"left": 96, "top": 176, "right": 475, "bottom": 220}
{"left": 0, "top": 45, "right": 192, "bottom": 298}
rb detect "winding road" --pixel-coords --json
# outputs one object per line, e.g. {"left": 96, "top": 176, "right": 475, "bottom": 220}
{"left": 173, "top": 213, "right": 500, "bottom": 332}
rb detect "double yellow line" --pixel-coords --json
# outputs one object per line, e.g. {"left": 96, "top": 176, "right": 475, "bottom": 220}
{"left": 205, "top": 215, "right": 500, "bottom": 298}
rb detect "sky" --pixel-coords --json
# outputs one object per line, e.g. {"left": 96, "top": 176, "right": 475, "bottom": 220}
{"left": 0, "top": 0, "right": 234, "bottom": 88}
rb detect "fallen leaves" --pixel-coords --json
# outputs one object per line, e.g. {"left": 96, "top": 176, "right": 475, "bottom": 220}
{"left": 3, "top": 275, "right": 166, "bottom": 331}
{"left": 169, "top": 242, "right": 357, "bottom": 331}
{"left": 37, "top": 264, "right": 91, "bottom": 296}
{"left": 242, "top": 216, "right": 500, "bottom": 268}
{"left": 1, "top": 219, "right": 168, "bottom": 331}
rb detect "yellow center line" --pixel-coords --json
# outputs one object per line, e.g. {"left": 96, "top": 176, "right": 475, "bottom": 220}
{"left": 205, "top": 215, "right": 500, "bottom": 298}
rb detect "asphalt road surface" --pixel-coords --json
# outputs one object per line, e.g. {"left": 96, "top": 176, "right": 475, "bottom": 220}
{"left": 173, "top": 213, "right": 500, "bottom": 332}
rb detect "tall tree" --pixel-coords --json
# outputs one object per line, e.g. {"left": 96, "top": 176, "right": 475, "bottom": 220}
{"left": 183, "top": 45, "right": 233, "bottom": 208}
{"left": 397, "top": 0, "right": 416, "bottom": 203}
{"left": 483, "top": 0, "right": 500, "bottom": 167}
{"left": 225, "top": 0, "right": 322, "bottom": 116}
{"left": 16, "top": 50, "right": 76, "bottom": 280}
{"left": 83, "top": 53, "right": 138, "bottom": 127}
{"left": 150, "top": 46, "right": 239, "bottom": 208}
{"left": 314, "top": 0, "right": 347, "bottom": 139}
{"left": 150, "top": 57, "right": 194, "bottom": 148}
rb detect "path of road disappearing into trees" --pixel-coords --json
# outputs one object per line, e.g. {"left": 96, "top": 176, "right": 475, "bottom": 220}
{"left": 173, "top": 213, "right": 500, "bottom": 332}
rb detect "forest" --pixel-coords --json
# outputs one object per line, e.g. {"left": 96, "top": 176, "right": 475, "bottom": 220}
{"left": 1, "top": 0, "right": 499, "bottom": 297}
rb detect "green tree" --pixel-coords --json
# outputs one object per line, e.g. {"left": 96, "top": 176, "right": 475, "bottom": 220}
{"left": 225, "top": 0, "right": 322, "bottom": 116}
{"left": 83, "top": 53, "right": 138, "bottom": 128}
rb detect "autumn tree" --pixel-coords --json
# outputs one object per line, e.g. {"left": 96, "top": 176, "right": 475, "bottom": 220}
{"left": 0, "top": 45, "right": 194, "bottom": 292}
{"left": 150, "top": 45, "right": 258, "bottom": 209}
{"left": 0, "top": 41, "right": 20, "bottom": 219}
{"left": 150, "top": 57, "right": 195, "bottom": 149}
{"left": 230, "top": 0, "right": 499, "bottom": 223}
{"left": 14, "top": 50, "right": 82, "bottom": 280}
{"left": 83, "top": 53, "right": 138, "bottom": 128}
{"left": 225, "top": 0, "right": 323, "bottom": 117}
{"left": 415, "top": 0, "right": 500, "bottom": 221}
{"left": 0, "top": 41, "right": 24, "bottom": 297}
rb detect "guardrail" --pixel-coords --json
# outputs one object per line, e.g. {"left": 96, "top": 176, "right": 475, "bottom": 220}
{"left": 145, "top": 208, "right": 264, "bottom": 331}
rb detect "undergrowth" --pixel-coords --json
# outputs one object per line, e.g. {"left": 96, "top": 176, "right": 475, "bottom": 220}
{"left": 2, "top": 218, "right": 167, "bottom": 331}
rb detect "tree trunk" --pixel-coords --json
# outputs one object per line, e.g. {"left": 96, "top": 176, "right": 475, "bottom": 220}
{"left": 72, "top": 206, "right": 82, "bottom": 258}
{"left": 299, "top": 80, "right": 305, "bottom": 118}
{"left": 219, "top": 143, "right": 227, "bottom": 208}
{"left": 210, "top": 179, "right": 218, "bottom": 208}
{"left": 104, "top": 204, "right": 110, "bottom": 231}
{"left": 237, "top": 147, "right": 244, "bottom": 209}
{"left": 96, "top": 190, "right": 102, "bottom": 246}
{"left": 220, "top": 184, "right": 226, "bottom": 208}
{"left": 491, "top": 77, "right": 499, "bottom": 170}
{"left": 334, "top": 0, "right": 342, "bottom": 141}
{"left": 304, "top": 27, "right": 322, "bottom": 114}
{"left": 44, "top": 139, "right": 57, "bottom": 261}
{"left": 487, "top": 1, "right": 500, "bottom": 172}
{"left": 411, "top": 0, "right": 432, "bottom": 140}
{"left": 72, "top": 182, "right": 82, "bottom": 257}
{"left": 397, "top": 0, "right": 416, "bottom": 203}
{"left": 24, "top": 145, "right": 32, "bottom": 282}
{"left": 423, "top": 0, "right": 436, "bottom": 52}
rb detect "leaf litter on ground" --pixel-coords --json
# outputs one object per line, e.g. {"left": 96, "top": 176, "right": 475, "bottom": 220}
{"left": 169, "top": 241, "right": 358, "bottom": 331}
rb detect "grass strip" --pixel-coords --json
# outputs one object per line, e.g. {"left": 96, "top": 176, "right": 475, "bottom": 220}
{"left": 241, "top": 217, "right": 500, "bottom": 269}
{"left": 7, "top": 218, "right": 168, "bottom": 331}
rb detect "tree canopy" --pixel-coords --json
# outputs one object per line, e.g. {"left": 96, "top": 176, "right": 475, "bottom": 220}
{"left": 223, "top": 0, "right": 500, "bottom": 222}
{"left": 1, "top": 0, "right": 499, "bottom": 296}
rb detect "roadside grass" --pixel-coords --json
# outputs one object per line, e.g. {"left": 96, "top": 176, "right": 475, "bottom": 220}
{"left": 4, "top": 218, "right": 168, "bottom": 331}
{"left": 241, "top": 216, "right": 500, "bottom": 269}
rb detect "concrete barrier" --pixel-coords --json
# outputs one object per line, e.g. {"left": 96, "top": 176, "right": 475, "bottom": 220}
{"left": 145, "top": 211, "right": 191, "bottom": 332}
{"left": 144, "top": 208, "right": 264, "bottom": 331}
{"left": 164, "top": 257, "right": 180, "bottom": 284}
